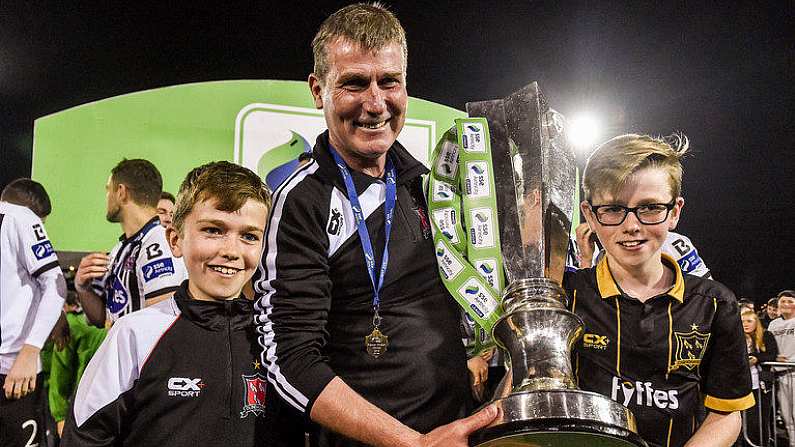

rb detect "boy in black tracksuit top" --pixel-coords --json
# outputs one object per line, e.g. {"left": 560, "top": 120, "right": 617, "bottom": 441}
{"left": 61, "top": 161, "right": 302, "bottom": 446}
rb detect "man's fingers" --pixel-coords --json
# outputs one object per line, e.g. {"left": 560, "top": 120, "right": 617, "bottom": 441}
{"left": 3, "top": 381, "right": 12, "bottom": 399}
{"left": 458, "top": 405, "right": 498, "bottom": 435}
{"left": 13, "top": 379, "right": 24, "bottom": 399}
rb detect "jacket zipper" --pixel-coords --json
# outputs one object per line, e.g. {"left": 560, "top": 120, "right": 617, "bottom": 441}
{"left": 225, "top": 301, "right": 233, "bottom": 420}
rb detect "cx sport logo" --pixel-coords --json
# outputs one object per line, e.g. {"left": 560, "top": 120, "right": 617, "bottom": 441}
{"left": 167, "top": 377, "right": 206, "bottom": 398}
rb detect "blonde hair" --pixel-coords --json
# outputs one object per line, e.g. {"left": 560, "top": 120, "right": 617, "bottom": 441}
{"left": 312, "top": 2, "right": 407, "bottom": 82}
{"left": 172, "top": 161, "right": 271, "bottom": 233}
{"left": 583, "top": 133, "right": 688, "bottom": 202}
{"left": 742, "top": 309, "right": 767, "bottom": 352}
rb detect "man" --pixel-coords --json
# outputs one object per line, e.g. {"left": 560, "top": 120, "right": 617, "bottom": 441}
{"left": 156, "top": 191, "right": 175, "bottom": 228}
{"left": 0, "top": 178, "right": 67, "bottom": 446}
{"left": 761, "top": 297, "right": 778, "bottom": 328}
{"left": 75, "top": 159, "right": 186, "bottom": 327}
{"left": 254, "top": 4, "right": 495, "bottom": 446}
{"left": 768, "top": 290, "right": 795, "bottom": 446}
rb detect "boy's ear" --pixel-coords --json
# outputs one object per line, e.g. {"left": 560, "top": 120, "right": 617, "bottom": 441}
{"left": 668, "top": 197, "right": 685, "bottom": 230}
{"left": 580, "top": 200, "right": 595, "bottom": 230}
{"left": 166, "top": 226, "right": 183, "bottom": 258}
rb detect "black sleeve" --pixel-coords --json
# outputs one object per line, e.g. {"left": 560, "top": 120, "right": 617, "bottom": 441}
{"left": 701, "top": 286, "right": 755, "bottom": 412}
{"left": 254, "top": 181, "right": 336, "bottom": 417}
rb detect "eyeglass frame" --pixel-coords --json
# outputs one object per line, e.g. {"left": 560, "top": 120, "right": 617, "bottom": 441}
{"left": 588, "top": 200, "right": 677, "bottom": 226}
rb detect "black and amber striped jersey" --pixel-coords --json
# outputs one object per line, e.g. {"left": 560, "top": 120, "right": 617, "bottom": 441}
{"left": 565, "top": 254, "right": 753, "bottom": 447}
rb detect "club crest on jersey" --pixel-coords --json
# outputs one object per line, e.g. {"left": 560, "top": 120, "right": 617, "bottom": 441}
{"left": 240, "top": 373, "right": 267, "bottom": 418}
{"left": 31, "top": 240, "right": 54, "bottom": 260}
{"left": 672, "top": 329, "right": 711, "bottom": 370}
{"left": 107, "top": 277, "right": 129, "bottom": 313}
{"left": 124, "top": 246, "right": 140, "bottom": 271}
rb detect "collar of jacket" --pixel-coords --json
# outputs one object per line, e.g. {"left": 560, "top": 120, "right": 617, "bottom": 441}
{"left": 312, "top": 130, "right": 429, "bottom": 195}
{"left": 172, "top": 280, "right": 254, "bottom": 331}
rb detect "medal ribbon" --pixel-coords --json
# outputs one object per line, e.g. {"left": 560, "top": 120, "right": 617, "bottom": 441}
{"left": 427, "top": 118, "right": 505, "bottom": 353}
{"left": 328, "top": 146, "right": 396, "bottom": 326}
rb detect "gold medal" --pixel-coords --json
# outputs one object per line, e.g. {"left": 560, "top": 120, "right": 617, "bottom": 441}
{"left": 365, "top": 327, "right": 389, "bottom": 358}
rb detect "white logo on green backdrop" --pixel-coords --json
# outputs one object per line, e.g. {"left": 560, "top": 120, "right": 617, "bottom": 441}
{"left": 234, "top": 103, "right": 437, "bottom": 189}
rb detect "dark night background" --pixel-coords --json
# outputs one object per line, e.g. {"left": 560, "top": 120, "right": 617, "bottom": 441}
{"left": 1, "top": 1, "right": 793, "bottom": 301}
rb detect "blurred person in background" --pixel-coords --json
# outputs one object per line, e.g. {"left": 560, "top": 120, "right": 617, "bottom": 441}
{"left": 48, "top": 290, "right": 107, "bottom": 437}
{"left": 737, "top": 309, "right": 778, "bottom": 446}
{"left": 156, "top": 191, "right": 175, "bottom": 228}
{"left": 0, "top": 178, "right": 67, "bottom": 446}
{"left": 74, "top": 159, "right": 186, "bottom": 327}
{"left": 768, "top": 290, "right": 795, "bottom": 446}
{"left": 762, "top": 297, "right": 779, "bottom": 328}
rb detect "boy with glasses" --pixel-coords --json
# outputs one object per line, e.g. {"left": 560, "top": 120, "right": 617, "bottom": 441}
{"left": 565, "top": 134, "right": 753, "bottom": 447}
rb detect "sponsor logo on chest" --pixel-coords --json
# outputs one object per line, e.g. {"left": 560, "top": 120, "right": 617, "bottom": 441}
{"left": 167, "top": 377, "right": 205, "bottom": 398}
{"left": 611, "top": 376, "right": 679, "bottom": 410}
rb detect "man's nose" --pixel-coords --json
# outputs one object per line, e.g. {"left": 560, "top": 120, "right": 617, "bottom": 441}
{"left": 362, "top": 83, "right": 386, "bottom": 114}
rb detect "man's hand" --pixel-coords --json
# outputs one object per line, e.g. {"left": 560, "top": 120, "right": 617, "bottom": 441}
{"left": 417, "top": 405, "right": 498, "bottom": 446}
{"left": 575, "top": 223, "right": 595, "bottom": 268}
{"left": 75, "top": 253, "right": 110, "bottom": 291}
{"left": 50, "top": 311, "right": 71, "bottom": 351}
{"left": 3, "top": 344, "right": 40, "bottom": 399}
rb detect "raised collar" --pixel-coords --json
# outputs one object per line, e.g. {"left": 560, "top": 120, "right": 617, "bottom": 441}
{"left": 312, "top": 130, "right": 428, "bottom": 194}
{"left": 118, "top": 216, "right": 161, "bottom": 242}
{"left": 172, "top": 281, "right": 254, "bottom": 331}
{"left": 595, "top": 253, "right": 685, "bottom": 303}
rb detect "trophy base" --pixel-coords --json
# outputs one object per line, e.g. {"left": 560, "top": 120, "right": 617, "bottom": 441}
{"left": 470, "top": 390, "right": 647, "bottom": 447}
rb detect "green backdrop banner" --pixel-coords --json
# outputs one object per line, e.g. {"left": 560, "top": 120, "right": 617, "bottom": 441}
{"left": 32, "top": 80, "right": 465, "bottom": 251}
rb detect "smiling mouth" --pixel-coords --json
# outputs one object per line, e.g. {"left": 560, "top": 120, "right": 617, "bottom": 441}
{"left": 209, "top": 265, "right": 242, "bottom": 276}
{"left": 356, "top": 119, "right": 388, "bottom": 130}
{"left": 617, "top": 240, "right": 645, "bottom": 248}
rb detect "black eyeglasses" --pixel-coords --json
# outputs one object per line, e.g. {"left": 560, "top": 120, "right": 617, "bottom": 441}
{"left": 589, "top": 200, "right": 676, "bottom": 226}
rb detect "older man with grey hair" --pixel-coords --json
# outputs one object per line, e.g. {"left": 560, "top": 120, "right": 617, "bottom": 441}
{"left": 254, "top": 3, "right": 496, "bottom": 446}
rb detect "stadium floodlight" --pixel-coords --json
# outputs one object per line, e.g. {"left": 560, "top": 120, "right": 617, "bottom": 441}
{"left": 567, "top": 113, "right": 601, "bottom": 154}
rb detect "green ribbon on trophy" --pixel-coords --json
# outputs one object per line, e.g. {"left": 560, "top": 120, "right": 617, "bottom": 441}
{"left": 428, "top": 118, "right": 505, "bottom": 352}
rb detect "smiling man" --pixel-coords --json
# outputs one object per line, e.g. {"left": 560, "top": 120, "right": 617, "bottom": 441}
{"left": 254, "top": 3, "right": 495, "bottom": 446}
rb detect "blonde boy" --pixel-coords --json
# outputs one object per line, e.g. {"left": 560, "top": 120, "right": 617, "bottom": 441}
{"left": 565, "top": 134, "right": 753, "bottom": 447}
{"left": 62, "top": 162, "right": 302, "bottom": 446}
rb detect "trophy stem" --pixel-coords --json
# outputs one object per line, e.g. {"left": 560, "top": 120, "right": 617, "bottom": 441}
{"left": 493, "top": 278, "right": 581, "bottom": 395}
{"left": 471, "top": 279, "right": 647, "bottom": 447}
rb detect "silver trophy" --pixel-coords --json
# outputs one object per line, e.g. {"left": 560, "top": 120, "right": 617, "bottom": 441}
{"left": 466, "top": 83, "right": 647, "bottom": 447}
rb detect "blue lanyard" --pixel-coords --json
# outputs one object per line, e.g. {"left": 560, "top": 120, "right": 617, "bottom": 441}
{"left": 329, "top": 146, "right": 397, "bottom": 322}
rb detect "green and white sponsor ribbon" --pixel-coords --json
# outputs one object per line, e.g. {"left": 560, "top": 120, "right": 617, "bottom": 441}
{"left": 428, "top": 118, "right": 505, "bottom": 347}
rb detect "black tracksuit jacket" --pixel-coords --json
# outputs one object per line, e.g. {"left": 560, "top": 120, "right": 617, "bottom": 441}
{"left": 254, "top": 131, "right": 471, "bottom": 446}
{"left": 61, "top": 281, "right": 303, "bottom": 446}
